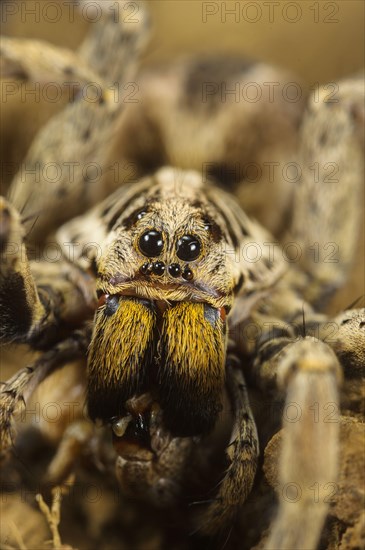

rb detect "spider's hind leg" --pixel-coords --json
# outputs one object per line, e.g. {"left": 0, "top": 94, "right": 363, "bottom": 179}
{"left": 288, "top": 74, "right": 364, "bottom": 308}
{"left": 7, "top": 0, "right": 151, "bottom": 242}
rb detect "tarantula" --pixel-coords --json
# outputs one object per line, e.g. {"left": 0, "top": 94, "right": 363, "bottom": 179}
{"left": 0, "top": 2, "right": 364, "bottom": 549}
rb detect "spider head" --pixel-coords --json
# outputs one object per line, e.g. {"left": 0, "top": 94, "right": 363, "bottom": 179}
{"left": 95, "top": 168, "right": 241, "bottom": 310}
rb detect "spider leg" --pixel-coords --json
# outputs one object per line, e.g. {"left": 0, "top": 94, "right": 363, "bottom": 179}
{"left": 198, "top": 347, "right": 259, "bottom": 536}
{"left": 6, "top": 1, "right": 150, "bottom": 242}
{"left": 326, "top": 308, "right": 365, "bottom": 376}
{"left": 231, "top": 279, "right": 364, "bottom": 549}
{"left": 0, "top": 36, "right": 101, "bottom": 89}
{"left": 287, "top": 75, "right": 364, "bottom": 308}
{"left": 45, "top": 419, "right": 95, "bottom": 485}
{"left": 0, "top": 328, "right": 90, "bottom": 452}
{"left": 259, "top": 337, "right": 341, "bottom": 550}
{"left": 235, "top": 270, "right": 365, "bottom": 382}
{"left": 0, "top": 197, "right": 96, "bottom": 347}
{"left": 0, "top": 35, "right": 103, "bottom": 195}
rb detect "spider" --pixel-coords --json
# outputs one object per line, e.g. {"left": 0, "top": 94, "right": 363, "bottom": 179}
{"left": 0, "top": 1, "right": 364, "bottom": 549}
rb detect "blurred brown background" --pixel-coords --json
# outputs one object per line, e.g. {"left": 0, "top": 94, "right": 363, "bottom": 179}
{"left": 2, "top": 0, "right": 364, "bottom": 81}
{"left": 1, "top": 0, "right": 364, "bottom": 166}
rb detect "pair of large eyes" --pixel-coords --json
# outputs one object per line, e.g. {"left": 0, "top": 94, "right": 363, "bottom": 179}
{"left": 138, "top": 231, "right": 201, "bottom": 261}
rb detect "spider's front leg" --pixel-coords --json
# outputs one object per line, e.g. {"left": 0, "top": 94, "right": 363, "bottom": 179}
{"left": 0, "top": 197, "right": 96, "bottom": 348}
{"left": 0, "top": 197, "right": 44, "bottom": 341}
{"left": 197, "top": 348, "right": 259, "bottom": 537}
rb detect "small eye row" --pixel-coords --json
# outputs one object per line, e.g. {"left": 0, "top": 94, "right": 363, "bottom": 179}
{"left": 138, "top": 230, "right": 201, "bottom": 262}
{"left": 140, "top": 261, "right": 193, "bottom": 281}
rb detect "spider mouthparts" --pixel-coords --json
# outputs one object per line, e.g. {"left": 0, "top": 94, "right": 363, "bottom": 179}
{"left": 111, "top": 414, "right": 133, "bottom": 438}
{"left": 111, "top": 393, "right": 166, "bottom": 461}
{"left": 112, "top": 412, "right": 153, "bottom": 461}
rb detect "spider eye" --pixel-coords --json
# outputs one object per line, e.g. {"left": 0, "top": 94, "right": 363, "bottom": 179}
{"left": 138, "top": 230, "right": 164, "bottom": 257}
{"left": 136, "top": 209, "right": 147, "bottom": 221}
{"left": 176, "top": 235, "right": 201, "bottom": 261}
